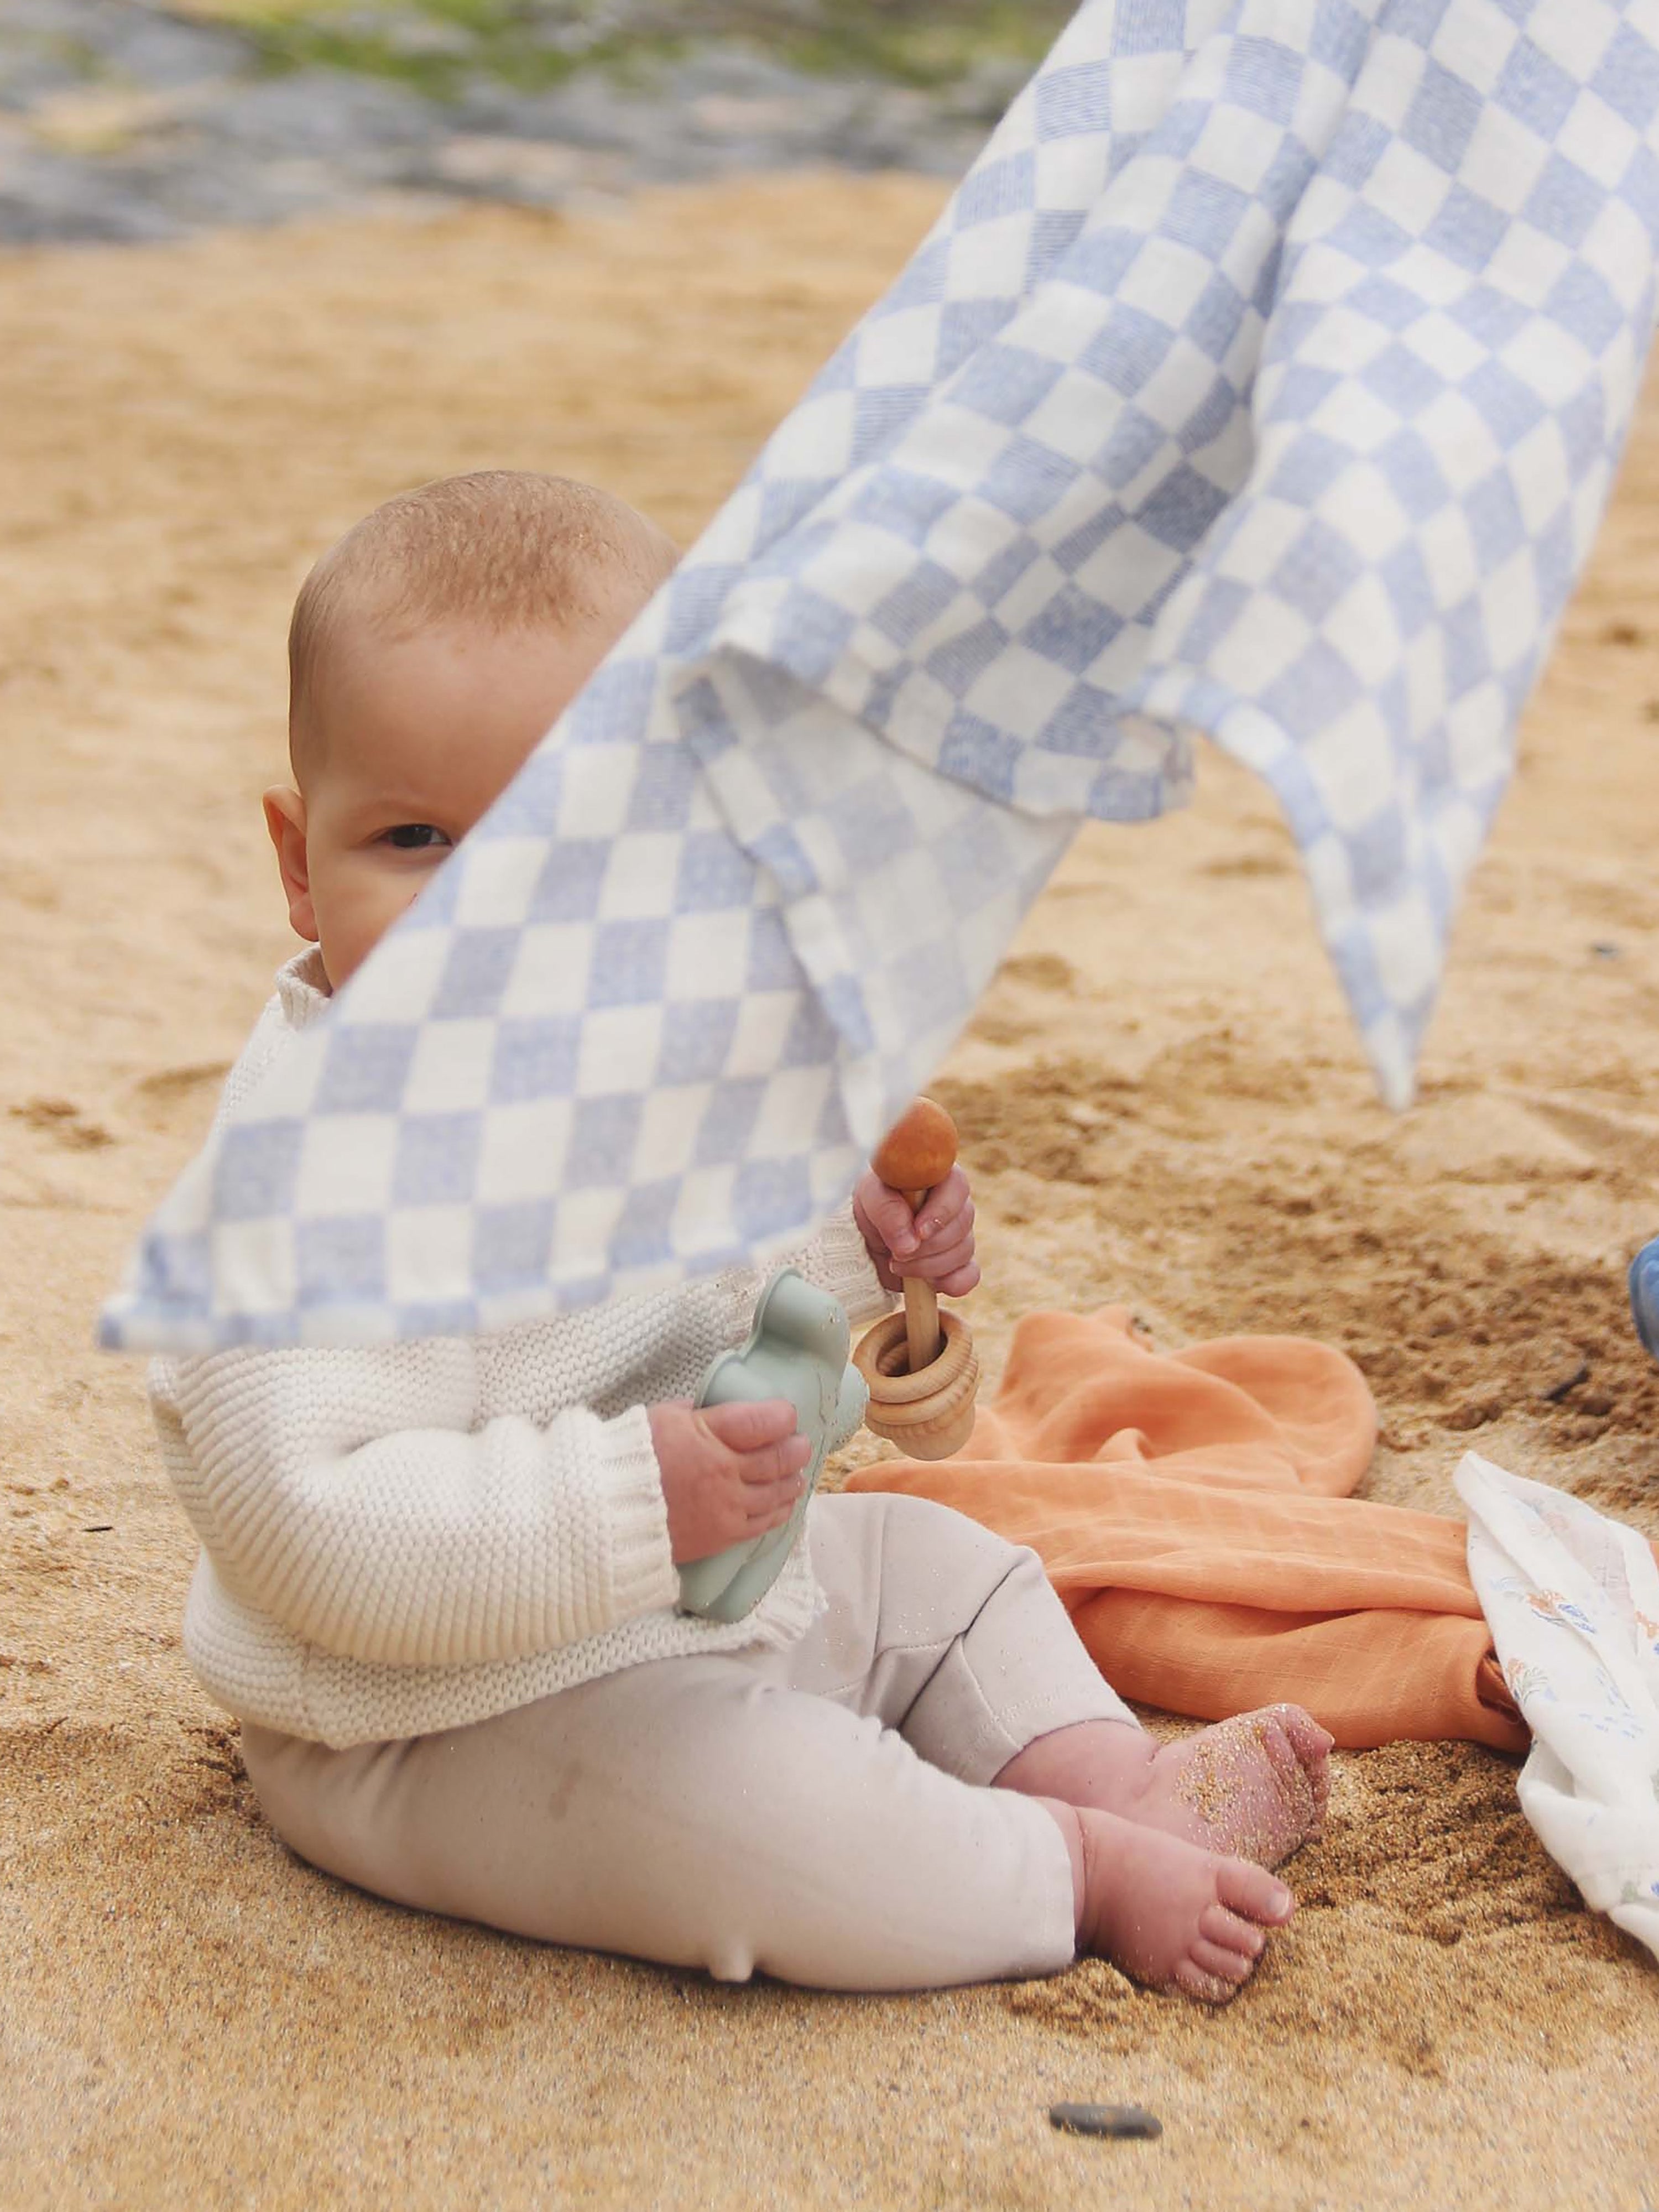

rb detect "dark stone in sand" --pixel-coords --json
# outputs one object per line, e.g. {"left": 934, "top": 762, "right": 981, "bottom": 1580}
{"left": 1540, "top": 1360, "right": 1590, "bottom": 1403}
{"left": 1048, "top": 2102, "right": 1162, "bottom": 2141}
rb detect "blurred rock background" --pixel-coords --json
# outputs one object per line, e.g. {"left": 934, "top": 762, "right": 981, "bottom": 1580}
{"left": 0, "top": 0, "right": 1072, "bottom": 239}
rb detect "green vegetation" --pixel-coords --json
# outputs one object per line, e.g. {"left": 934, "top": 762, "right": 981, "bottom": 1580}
{"left": 236, "top": 0, "right": 629, "bottom": 100}
{"left": 688, "top": 0, "right": 1073, "bottom": 89}
{"left": 199, "top": 0, "right": 1074, "bottom": 101}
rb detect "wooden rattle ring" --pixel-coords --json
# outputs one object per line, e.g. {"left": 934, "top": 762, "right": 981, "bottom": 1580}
{"left": 853, "top": 1309, "right": 979, "bottom": 1460}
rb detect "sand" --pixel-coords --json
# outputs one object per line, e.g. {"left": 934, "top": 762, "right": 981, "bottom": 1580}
{"left": 3, "top": 174, "right": 1658, "bottom": 2210}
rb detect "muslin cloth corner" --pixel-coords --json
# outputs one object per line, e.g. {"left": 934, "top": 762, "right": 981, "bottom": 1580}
{"left": 1457, "top": 1451, "right": 1659, "bottom": 1965}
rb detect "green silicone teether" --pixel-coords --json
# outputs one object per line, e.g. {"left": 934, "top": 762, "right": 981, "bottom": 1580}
{"left": 675, "top": 1268, "right": 868, "bottom": 1624}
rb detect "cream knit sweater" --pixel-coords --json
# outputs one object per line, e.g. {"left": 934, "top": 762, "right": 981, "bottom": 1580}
{"left": 149, "top": 949, "right": 893, "bottom": 1750}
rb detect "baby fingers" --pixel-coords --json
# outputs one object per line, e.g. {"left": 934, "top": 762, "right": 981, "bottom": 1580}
{"left": 898, "top": 1232, "right": 979, "bottom": 1295}
{"left": 701, "top": 1396, "right": 804, "bottom": 1454}
{"left": 733, "top": 1429, "right": 812, "bottom": 1486}
{"left": 745, "top": 1472, "right": 807, "bottom": 1530}
{"left": 911, "top": 1171, "right": 973, "bottom": 1246}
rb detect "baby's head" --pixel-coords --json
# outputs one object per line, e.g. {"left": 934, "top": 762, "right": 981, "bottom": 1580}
{"left": 265, "top": 470, "right": 678, "bottom": 992}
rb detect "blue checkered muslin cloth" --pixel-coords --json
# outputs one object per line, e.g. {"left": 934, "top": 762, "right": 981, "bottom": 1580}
{"left": 105, "top": 0, "right": 1659, "bottom": 1351}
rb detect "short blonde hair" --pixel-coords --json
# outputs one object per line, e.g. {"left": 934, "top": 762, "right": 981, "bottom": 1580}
{"left": 288, "top": 469, "right": 677, "bottom": 748}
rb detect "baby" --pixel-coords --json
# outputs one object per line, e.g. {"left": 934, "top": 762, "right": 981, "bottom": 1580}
{"left": 152, "top": 469, "right": 1331, "bottom": 2001}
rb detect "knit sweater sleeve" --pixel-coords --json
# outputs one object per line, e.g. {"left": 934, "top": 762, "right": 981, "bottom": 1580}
{"left": 778, "top": 1203, "right": 894, "bottom": 1327}
{"left": 161, "top": 1336, "right": 677, "bottom": 1670}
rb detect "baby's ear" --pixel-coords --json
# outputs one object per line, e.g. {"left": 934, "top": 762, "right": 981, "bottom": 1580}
{"left": 263, "top": 785, "right": 317, "bottom": 944}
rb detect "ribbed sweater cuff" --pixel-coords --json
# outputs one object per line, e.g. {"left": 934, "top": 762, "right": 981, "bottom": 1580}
{"left": 596, "top": 1404, "right": 679, "bottom": 1623}
{"left": 797, "top": 1204, "right": 894, "bottom": 1326}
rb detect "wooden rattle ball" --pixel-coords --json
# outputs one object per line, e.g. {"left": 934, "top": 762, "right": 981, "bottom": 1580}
{"left": 872, "top": 1097, "right": 958, "bottom": 1198}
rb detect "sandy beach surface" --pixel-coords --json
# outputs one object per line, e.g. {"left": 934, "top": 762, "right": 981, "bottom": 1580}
{"left": 3, "top": 175, "right": 1658, "bottom": 2210}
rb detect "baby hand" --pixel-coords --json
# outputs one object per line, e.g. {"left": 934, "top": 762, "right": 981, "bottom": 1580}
{"left": 648, "top": 1398, "right": 811, "bottom": 1566}
{"left": 852, "top": 1164, "right": 979, "bottom": 1298}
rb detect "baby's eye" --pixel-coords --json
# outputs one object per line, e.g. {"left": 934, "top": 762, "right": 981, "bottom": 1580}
{"left": 383, "top": 825, "right": 452, "bottom": 851}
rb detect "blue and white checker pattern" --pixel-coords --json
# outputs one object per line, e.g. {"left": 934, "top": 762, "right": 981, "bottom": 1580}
{"left": 105, "top": 0, "right": 1659, "bottom": 1351}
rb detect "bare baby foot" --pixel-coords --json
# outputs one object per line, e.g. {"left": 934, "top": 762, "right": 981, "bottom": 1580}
{"left": 1074, "top": 1807, "right": 1294, "bottom": 2004}
{"left": 1133, "top": 1706, "right": 1333, "bottom": 1869}
{"left": 997, "top": 1706, "right": 1332, "bottom": 1872}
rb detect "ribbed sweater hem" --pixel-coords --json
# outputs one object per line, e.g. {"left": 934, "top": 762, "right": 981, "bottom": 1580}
{"left": 595, "top": 1403, "right": 679, "bottom": 1624}
{"left": 182, "top": 1527, "right": 823, "bottom": 1750}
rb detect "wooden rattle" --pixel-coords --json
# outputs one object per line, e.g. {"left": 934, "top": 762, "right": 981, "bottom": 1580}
{"left": 852, "top": 1097, "right": 980, "bottom": 1460}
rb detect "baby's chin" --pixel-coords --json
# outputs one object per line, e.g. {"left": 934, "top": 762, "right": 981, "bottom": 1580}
{"left": 309, "top": 943, "right": 341, "bottom": 995}
{"left": 310, "top": 930, "right": 359, "bottom": 997}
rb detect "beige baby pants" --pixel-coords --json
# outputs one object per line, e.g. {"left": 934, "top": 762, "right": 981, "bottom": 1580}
{"left": 242, "top": 1493, "right": 1132, "bottom": 1991}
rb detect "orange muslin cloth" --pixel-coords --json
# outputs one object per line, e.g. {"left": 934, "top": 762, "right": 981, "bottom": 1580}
{"left": 846, "top": 1307, "right": 1527, "bottom": 1754}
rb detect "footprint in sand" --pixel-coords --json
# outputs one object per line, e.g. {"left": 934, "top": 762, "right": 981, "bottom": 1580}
{"left": 1202, "top": 852, "right": 1293, "bottom": 879}
{"left": 969, "top": 952, "right": 1079, "bottom": 1046}
{"left": 999, "top": 952, "right": 1077, "bottom": 992}
{"left": 128, "top": 1061, "right": 231, "bottom": 1133}
{"left": 1494, "top": 1088, "right": 1659, "bottom": 1185}
{"left": 7, "top": 1097, "right": 115, "bottom": 1150}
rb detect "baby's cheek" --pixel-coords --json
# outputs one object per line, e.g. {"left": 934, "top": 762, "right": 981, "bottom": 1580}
{"left": 315, "top": 870, "right": 415, "bottom": 990}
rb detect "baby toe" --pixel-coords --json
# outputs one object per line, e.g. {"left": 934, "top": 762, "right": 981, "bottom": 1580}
{"left": 1200, "top": 1900, "right": 1267, "bottom": 1958}
{"left": 1191, "top": 1935, "right": 1257, "bottom": 1985}
{"left": 1217, "top": 1858, "right": 1295, "bottom": 1927}
{"left": 1290, "top": 1720, "right": 1331, "bottom": 1791}
{"left": 1278, "top": 1703, "right": 1337, "bottom": 1770}
{"left": 1256, "top": 1724, "right": 1314, "bottom": 1824}
{"left": 1306, "top": 1749, "right": 1333, "bottom": 1828}
{"left": 1173, "top": 1961, "right": 1241, "bottom": 2006}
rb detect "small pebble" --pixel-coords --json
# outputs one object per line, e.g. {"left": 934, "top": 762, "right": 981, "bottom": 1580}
{"left": 1590, "top": 941, "right": 1623, "bottom": 958}
{"left": 1540, "top": 1361, "right": 1589, "bottom": 1404}
{"left": 1048, "top": 2102, "right": 1162, "bottom": 2140}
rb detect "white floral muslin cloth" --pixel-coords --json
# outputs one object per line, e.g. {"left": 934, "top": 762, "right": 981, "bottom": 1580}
{"left": 1456, "top": 1451, "right": 1659, "bottom": 1964}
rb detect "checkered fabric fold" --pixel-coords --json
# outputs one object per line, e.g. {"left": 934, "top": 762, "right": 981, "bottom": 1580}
{"left": 105, "top": 0, "right": 1659, "bottom": 1350}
